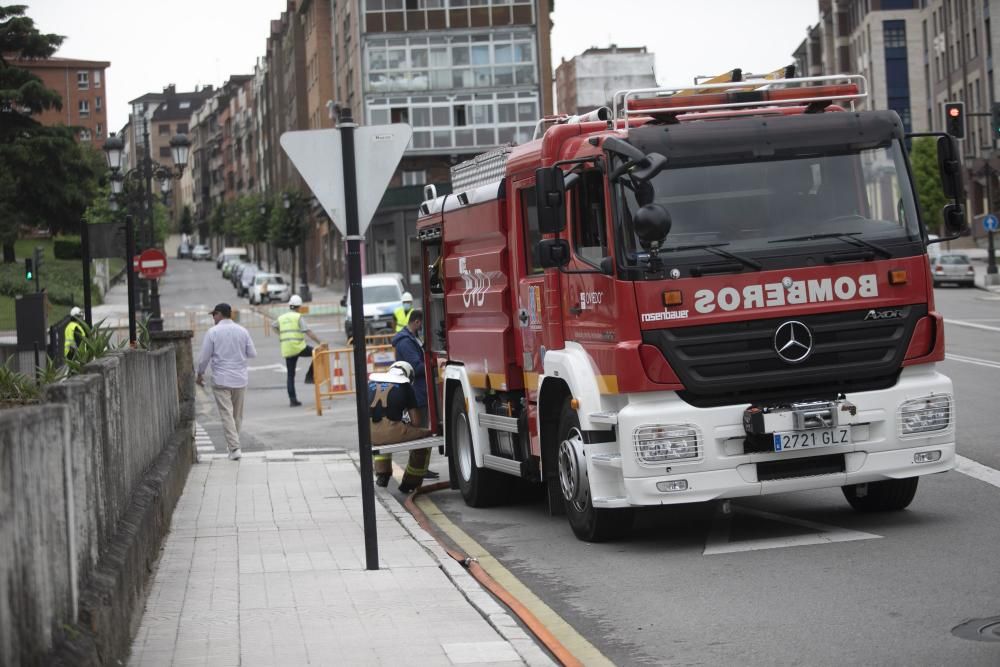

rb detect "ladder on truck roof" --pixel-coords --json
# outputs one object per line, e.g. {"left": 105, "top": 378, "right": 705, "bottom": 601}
{"left": 449, "top": 144, "right": 513, "bottom": 192}
{"left": 612, "top": 73, "right": 868, "bottom": 121}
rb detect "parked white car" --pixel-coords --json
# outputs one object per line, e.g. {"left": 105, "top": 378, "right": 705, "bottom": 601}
{"left": 191, "top": 244, "right": 212, "bottom": 261}
{"left": 249, "top": 273, "right": 291, "bottom": 304}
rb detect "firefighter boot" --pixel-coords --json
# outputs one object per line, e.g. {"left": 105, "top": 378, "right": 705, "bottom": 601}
{"left": 397, "top": 448, "right": 431, "bottom": 493}
{"left": 373, "top": 453, "right": 392, "bottom": 487}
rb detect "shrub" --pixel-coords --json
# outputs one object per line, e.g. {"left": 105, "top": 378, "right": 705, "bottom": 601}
{"left": 53, "top": 237, "right": 82, "bottom": 260}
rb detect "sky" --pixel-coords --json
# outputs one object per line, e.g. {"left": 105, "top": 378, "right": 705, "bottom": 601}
{"left": 24, "top": 0, "right": 819, "bottom": 131}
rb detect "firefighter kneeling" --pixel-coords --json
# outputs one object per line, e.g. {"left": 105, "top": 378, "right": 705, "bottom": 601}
{"left": 369, "top": 360, "right": 432, "bottom": 493}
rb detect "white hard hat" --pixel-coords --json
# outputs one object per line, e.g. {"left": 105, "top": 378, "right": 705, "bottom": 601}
{"left": 402, "top": 292, "right": 413, "bottom": 302}
{"left": 388, "top": 360, "right": 414, "bottom": 382}
{"left": 289, "top": 295, "right": 303, "bottom": 307}
{"left": 70, "top": 307, "right": 82, "bottom": 317}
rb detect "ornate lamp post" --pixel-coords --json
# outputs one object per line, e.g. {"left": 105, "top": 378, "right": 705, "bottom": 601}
{"left": 103, "top": 121, "right": 190, "bottom": 331}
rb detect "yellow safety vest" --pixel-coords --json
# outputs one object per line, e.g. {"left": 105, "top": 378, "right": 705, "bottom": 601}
{"left": 394, "top": 306, "right": 412, "bottom": 332}
{"left": 277, "top": 311, "right": 307, "bottom": 358}
{"left": 64, "top": 320, "right": 85, "bottom": 356}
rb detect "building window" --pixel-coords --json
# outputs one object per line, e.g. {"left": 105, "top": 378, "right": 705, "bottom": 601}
{"left": 96, "top": 123, "right": 103, "bottom": 138}
{"left": 177, "top": 123, "right": 188, "bottom": 134}
{"left": 78, "top": 100, "right": 90, "bottom": 116}
{"left": 94, "top": 71, "right": 101, "bottom": 88}
{"left": 365, "top": 30, "right": 536, "bottom": 94}
{"left": 160, "top": 146, "right": 171, "bottom": 158}
{"left": 402, "top": 169, "right": 426, "bottom": 185}
{"left": 884, "top": 20, "right": 912, "bottom": 133}
{"left": 95, "top": 96, "right": 102, "bottom": 111}
{"left": 159, "top": 124, "right": 171, "bottom": 136}
{"left": 77, "top": 71, "right": 89, "bottom": 89}
{"left": 79, "top": 129, "right": 92, "bottom": 141}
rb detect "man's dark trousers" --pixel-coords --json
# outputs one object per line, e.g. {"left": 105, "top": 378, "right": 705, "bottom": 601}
{"left": 285, "top": 345, "right": 314, "bottom": 401}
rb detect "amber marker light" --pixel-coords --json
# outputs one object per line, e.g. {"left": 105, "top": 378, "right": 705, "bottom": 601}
{"left": 570, "top": 398, "right": 580, "bottom": 410}
{"left": 663, "top": 290, "right": 683, "bottom": 306}
{"left": 888, "top": 269, "right": 908, "bottom": 285}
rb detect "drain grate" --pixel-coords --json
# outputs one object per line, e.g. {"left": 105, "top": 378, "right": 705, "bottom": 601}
{"left": 952, "top": 616, "right": 1000, "bottom": 642}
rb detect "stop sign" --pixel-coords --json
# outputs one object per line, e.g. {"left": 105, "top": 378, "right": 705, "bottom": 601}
{"left": 138, "top": 248, "right": 167, "bottom": 279}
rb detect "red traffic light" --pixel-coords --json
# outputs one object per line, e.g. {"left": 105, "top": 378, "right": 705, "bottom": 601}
{"left": 948, "top": 107, "right": 961, "bottom": 117}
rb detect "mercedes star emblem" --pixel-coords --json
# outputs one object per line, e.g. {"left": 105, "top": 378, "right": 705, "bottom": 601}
{"left": 773, "top": 320, "right": 813, "bottom": 364}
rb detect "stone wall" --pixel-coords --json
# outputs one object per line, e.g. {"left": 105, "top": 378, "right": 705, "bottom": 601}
{"left": 0, "top": 337, "right": 194, "bottom": 666}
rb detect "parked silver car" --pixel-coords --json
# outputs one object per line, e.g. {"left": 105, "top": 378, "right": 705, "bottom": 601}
{"left": 931, "top": 253, "right": 975, "bottom": 287}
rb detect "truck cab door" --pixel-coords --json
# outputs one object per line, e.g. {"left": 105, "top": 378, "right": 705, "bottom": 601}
{"left": 561, "top": 169, "right": 617, "bottom": 357}
{"left": 513, "top": 179, "right": 547, "bottom": 401}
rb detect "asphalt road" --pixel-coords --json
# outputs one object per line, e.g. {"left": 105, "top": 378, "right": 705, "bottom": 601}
{"left": 165, "top": 258, "right": 1000, "bottom": 665}
{"left": 421, "top": 284, "right": 1000, "bottom": 666}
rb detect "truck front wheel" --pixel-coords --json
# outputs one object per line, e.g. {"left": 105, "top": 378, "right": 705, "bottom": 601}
{"left": 450, "top": 386, "right": 508, "bottom": 507}
{"left": 842, "top": 477, "right": 919, "bottom": 512}
{"left": 556, "top": 399, "right": 633, "bottom": 542}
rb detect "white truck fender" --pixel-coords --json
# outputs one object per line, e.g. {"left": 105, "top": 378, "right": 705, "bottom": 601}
{"left": 442, "top": 364, "right": 489, "bottom": 468}
{"left": 540, "top": 342, "right": 614, "bottom": 432}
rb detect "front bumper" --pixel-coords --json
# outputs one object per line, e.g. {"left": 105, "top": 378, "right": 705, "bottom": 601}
{"left": 587, "top": 365, "right": 955, "bottom": 508}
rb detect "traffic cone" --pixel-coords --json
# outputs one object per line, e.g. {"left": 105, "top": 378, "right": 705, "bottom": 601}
{"left": 332, "top": 353, "right": 347, "bottom": 391}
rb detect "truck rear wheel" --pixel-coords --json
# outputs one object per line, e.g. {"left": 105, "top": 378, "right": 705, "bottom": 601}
{"left": 556, "top": 399, "right": 633, "bottom": 542}
{"left": 842, "top": 477, "right": 919, "bottom": 512}
{"left": 450, "top": 386, "right": 508, "bottom": 507}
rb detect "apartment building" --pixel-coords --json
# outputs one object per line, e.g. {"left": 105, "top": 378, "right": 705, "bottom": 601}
{"left": 793, "top": 0, "right": 1000, "bottom": 239}
{"left": 555, "top": 45, "right": 657, "bottom": 116}
{"left": 13, "top": 56, "right": 110, "bottom": 146}
{"left": 331, "top": 0, "right": 554, "bottom": 280}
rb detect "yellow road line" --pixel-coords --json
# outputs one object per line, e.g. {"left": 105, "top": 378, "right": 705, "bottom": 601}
{"left": 413, "top": 493, "right": 615, "bottom": 667}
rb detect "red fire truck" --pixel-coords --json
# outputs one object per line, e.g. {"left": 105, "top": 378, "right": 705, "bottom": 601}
{"left": 414, "top": 73, "right": 966, "bottom": 541}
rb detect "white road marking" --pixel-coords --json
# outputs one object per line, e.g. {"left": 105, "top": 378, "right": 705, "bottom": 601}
{"left": 247, "top": 363, "right": 285, "bottom": 372}
{"left": 945, "top": 318, "right": 1000, "bottom": 333}
{"left": 957, "top": 455, "right": 1000, "bottom": 490}
{"left": 944, "top": 353, "right": 1000, "bottom": 370}
{"left": 703, "top": 506, "right": 881, "bottom": 555}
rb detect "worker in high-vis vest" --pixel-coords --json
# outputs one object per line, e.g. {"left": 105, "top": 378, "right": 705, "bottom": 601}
{"left": 271, "top": 295, "right": 322, "bottom": 407}
{"left": 369, "top": 361, "right": 432, "bottom": 492}
{"left": 393, "top": 292, "right": 414, "bottom": 332}
{"left": 64, "top": 307, "right": 87, "bottom": 360}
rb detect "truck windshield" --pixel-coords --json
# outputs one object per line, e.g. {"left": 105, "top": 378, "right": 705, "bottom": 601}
{"left": 616, "top": 140, "right": 922, "bottom": 275}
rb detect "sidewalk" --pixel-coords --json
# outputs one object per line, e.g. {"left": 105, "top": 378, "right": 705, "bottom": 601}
{"left": 128, "top": 447, "right": 554, "bottom": 667}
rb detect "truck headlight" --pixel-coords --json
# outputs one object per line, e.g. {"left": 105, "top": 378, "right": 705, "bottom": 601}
{"left": 898, "top": 395, "right": 951, "bottom": 435}
{"left": 634, "top": 425, "right": 701, "bottom": 464}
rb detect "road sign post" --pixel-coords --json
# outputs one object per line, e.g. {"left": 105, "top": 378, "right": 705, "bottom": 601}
{"left": 125, "top": 214, "right": 138, "bottom": 347}
{"left": 986, "top": 213, "right": 998, "bottom": 280}
{"left": 281, "top": 115, "right": 412, "bottom": 572}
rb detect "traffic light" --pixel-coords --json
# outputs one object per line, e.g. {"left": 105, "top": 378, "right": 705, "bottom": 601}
{"left": 944, "top": 101, "right": 965, "bottom": 139}
{"left": 24, "top": 258, "right": 33, "bottom": 281}
{"left": 33, "top": 246, "right": 44, "bottom": 274}
{"left": 991, "top": 101, "right": 1000, "bottom": 139}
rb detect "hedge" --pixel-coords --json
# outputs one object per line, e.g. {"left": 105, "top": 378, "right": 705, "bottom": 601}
{"left": 53, "top": 237, "right": 83, "bottom": 260}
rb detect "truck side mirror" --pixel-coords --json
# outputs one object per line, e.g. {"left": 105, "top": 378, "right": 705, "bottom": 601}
{"left": 535, "top": 167, "right": 567, "bottom": 234}
{"left": 942, "top": 203, "right": 966, "bottom": 235}
{"left": 937, "top": 135, "right": 963, "bottom": 201}
{"left": 536, "top": 238, "right": 570, "bottom": 268}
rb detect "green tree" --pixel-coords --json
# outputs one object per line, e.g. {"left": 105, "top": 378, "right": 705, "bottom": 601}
{"left": 0, "top": 5, "right": 104, "bottom": 262}
{"left": 179, "top": 205, "right": 194, "bottom": 236}
{"left": 910, "top": 137, "right": 948, "bottom": 236}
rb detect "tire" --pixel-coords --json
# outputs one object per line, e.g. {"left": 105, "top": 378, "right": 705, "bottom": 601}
{"left": 449, "top": 386, "right": 509, "bottom": 507}
{"left": 842, "top": 477, "right": 919, "bottom": 512}
{"left": 556, "top": 398, "right": 634, "bottom": 541}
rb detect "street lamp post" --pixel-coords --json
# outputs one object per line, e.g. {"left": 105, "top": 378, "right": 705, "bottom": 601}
{"left": 283, "top": 193, "right": 311, "bottom": 302}
{"left": 102, "top": 121, "right": 190, "bottom": 331}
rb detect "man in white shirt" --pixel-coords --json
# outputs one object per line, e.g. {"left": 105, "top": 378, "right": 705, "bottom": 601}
{"left": 196, "top": 303, "right": 257, "bottom": 460}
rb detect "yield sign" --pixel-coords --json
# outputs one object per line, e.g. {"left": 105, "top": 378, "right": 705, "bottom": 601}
{"left": 279, "top": 124, "right": 413, "bottom": 237}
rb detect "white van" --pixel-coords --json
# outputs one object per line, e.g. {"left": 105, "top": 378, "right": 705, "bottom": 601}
{"left": 216, "top": 246, "right": 249, "bottom": 270}
{"left": 344, "top": 273, "right": 407, "bottom": 337}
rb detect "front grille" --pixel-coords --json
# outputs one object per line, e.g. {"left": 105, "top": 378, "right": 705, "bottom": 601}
{"left": 757, "top": 453, "right": 845, "bottom": 481}
{"left": 643, "top": 305, "right": 925, "bottom": 407}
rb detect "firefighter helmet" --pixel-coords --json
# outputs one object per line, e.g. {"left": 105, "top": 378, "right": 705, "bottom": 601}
{"left": 388, "top": 360, "right": 414, "bottom": 382}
